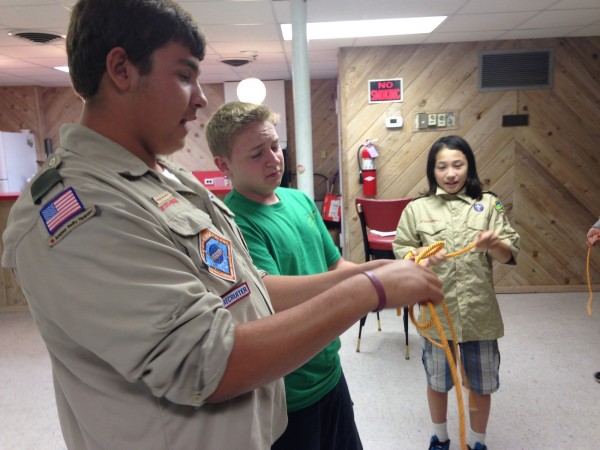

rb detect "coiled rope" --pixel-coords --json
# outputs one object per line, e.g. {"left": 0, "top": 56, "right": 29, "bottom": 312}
{"left": 405, "top": 241, "right": 477, "bottom": 450}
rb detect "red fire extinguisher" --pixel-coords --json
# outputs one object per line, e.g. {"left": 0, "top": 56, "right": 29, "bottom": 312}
{"left": 357, "top": 139, "right": 379, "bottom": 196}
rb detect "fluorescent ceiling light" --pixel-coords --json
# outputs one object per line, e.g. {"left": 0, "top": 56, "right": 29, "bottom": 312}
{"left": 281, "top": 16, "right": 447, "bottom": 40}
{"left": 54, "top": 66, "right": 69, "bottom": 73}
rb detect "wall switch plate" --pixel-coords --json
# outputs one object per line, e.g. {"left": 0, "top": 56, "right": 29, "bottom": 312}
{"left": 417, "top": 113, "right": 428, "bottom": 129}
{"left": 428, "top": 114, "right": 437, "bottom": 126}
{"left": 437, "top": 113, "right": 446, "bottom": 127}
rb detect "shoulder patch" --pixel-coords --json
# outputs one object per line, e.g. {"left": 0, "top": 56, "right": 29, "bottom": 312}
{"left": 494, "top": 199, "right": 505, "bottom": 214}
{"left": 40, "top": 187, "right": 84, "bottom": 234}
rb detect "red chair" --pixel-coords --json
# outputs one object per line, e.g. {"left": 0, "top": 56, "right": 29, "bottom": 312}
{"left": 355, "top": 197, "right": 412, "bottom": 357}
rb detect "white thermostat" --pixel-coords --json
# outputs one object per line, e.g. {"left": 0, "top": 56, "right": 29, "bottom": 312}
{"left": 385, "top": 116, "right": 403, "bottom": 128}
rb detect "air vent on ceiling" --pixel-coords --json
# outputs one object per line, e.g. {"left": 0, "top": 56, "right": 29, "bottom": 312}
{"left": 8, "top": 30, "right": 64, "bottom": 44}
{"left": 478, "top": 48, "right": 554, "bottom": 92}
{"left": 219, "top": 58, "right": 252, "bottom": 67}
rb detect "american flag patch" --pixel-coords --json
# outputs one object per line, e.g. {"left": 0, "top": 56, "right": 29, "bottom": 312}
{"left": 40, "top": 187, "right": 84, "bottom": 235}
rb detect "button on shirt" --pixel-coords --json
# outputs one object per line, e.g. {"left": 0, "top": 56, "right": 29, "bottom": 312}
{"left": 392, "top": 188, "right": 520, "bottom": 342}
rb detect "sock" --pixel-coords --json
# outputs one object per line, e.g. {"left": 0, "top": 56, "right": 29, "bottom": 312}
{"left": 432, "top": 422, "right": 449, "bottom": 442}
{"left": 468, "top": 430, "right": 486, "bottom": 448}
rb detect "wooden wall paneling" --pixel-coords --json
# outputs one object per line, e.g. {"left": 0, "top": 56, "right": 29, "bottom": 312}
{"left": 170, "top": 83, "right": 224, "bottom": 170}
{"left": 41, "top": 87, "right": 82, "bottom": 155}
{"left": 0, "top": 201, "right": 27, "bottom": 311}
{"left": 515, "top": 146, "right": 594, "bottom": 285}
{"left": 310, "top": 79, "right": 339, "bottom": 199}
{"left": 0, "top": 86, "right": 40, "bottom": 133}
{"left": 284, "top": 79, "right": 339, "bottom": 200}
{"left": 339, "top": 37, "right": 600, "bottom": 290}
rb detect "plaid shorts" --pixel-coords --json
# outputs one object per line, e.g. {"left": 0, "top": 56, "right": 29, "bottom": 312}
{"left": 422, "top": 338, "right": 500, "bottom": 395}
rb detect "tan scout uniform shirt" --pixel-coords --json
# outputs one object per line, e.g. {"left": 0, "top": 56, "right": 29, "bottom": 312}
{"left": 2, "top": 125, "right": 286, "bottom": 450}
{"left": 393, "top": 188, "right": 520, "bottom": 342}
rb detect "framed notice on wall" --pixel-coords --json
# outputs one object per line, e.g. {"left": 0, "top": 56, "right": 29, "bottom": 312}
{"left": 368, "top": 78, "right": 403, "bottom": 104}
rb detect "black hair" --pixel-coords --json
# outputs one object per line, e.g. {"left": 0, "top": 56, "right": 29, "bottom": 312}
{"left": 425, "top": 135, "right": 483, "bottom": 200}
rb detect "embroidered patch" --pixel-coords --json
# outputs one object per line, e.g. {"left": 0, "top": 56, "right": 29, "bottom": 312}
{"left": 473, "top": 203, "right": 484, "bottom": 212}
{"left": 152, "top": 191, "right": 180, "bottom": 212}
{"left": 494, "top": 200, "right": 505, "bottom": 214}
{"left": 40, "top": 187, "right": 84, "bottom": 235}
{"left": 222, "top": 282, "right": 250, "bottom": 309}
{"left": 200, "top": 230, "right": 236, "bottom": 282}
{"left": 48, "top": 206, "right": 98, "bottom": 247}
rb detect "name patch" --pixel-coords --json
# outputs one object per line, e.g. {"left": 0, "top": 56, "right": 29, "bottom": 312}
{"left": 152, "top": 191, "right": 180, "bottom": 212}
{"left": 222, "top": 282, "right": 250, "bottom": 309}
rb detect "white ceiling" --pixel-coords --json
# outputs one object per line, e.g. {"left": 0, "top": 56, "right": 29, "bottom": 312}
{"left": 0, "top": 0, "right": 599, "bottom": 87}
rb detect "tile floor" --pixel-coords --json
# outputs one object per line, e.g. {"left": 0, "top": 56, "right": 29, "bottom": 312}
{"left": 1, "top": 292, "right": 599, "bottom": 450}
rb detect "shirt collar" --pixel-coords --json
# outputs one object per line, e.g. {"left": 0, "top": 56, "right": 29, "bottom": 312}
{"left": 59, "top": 124, "right": 155, "bottom": 178}
{"left": 434, "top": 186, "right": 476, "bottom": 205}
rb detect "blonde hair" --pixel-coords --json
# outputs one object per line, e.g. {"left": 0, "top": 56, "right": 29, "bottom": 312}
{"left": 206, "top": 101, "right": 276, "bottom": 159}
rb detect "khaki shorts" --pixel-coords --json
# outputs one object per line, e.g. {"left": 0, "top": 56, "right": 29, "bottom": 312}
{"left": 422, "top": 338, "right": 500, "bottom": 395}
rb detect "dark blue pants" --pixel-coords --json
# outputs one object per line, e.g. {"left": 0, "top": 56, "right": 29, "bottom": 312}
{"left": 271, "top": 372, "right": 363, "bottom": 450}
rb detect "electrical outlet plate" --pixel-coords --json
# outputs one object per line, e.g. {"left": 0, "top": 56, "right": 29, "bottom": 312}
{"left": 413, "top": 111, "right": 459, "bottom": 132}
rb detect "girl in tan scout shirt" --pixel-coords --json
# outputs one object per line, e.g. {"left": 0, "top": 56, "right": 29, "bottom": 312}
{"left": 393, "top": 135, "right": 520, "bottom": 450}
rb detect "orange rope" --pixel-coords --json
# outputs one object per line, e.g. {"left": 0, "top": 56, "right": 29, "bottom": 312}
{"left": 408, "top": 241, "right": 477, "bottom": 450}
{"left": 587, "top": 246, "right": 593, "bottom": 316}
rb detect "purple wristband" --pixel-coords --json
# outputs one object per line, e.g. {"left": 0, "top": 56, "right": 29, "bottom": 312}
{"left": 362, "top": 271, "right": 387, "bottom": 312}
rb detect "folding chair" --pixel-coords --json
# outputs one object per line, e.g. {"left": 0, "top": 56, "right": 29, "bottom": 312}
{"left": 355, "top": 197, "right": 412, "bottom": 358}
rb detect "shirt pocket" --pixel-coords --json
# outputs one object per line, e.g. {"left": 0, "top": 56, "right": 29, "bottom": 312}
{"left": 162, "top": 201, "right": 239, "bottom": 291}
{"left": 416, "top": 221, "right": 447, "bottom": 242}
{"left": 466, "top": 212, "right": 490, "bottom": 252}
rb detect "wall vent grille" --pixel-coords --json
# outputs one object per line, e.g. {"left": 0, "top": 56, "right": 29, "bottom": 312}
{"left": 478, "top": 48, "right": 554, "bottom": 92}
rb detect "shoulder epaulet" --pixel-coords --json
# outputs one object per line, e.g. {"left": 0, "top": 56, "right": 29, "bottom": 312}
{"left": 483, "top": 190, "right": 499, "bottom": 198}
{"left": 411, "top": 194, "right": 428, "bottom": 201}
{"left": 31, "top": 154, "right": 63, "bottom": 204}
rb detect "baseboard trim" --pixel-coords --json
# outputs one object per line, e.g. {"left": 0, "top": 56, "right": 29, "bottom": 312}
{"left": 496, "top": 285, "right": 599, "bottom": 294}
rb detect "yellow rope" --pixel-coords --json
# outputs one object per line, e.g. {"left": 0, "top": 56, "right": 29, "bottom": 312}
{"left": 587, "top": 246, "right": 593, "bottom": 316}
{"left": 408, "top": 241, "right": 476, "bottom": 450}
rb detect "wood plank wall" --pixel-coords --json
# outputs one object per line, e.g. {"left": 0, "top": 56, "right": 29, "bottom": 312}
{"left": 338, "top": 37, "right": 600, "bottom": 292}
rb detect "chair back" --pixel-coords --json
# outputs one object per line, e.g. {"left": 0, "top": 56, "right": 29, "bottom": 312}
{"left": 355, "top": 197, "right": 412, "bottom": 233}
{"left": 355, "top": 197, "right": 412, "bottom": 260}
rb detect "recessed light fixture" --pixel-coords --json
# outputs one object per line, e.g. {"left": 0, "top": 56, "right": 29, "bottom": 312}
{"left": 54, "top": 66, "right": 69, "bottom": 73}
{"left": 281, "top": 16, "right": 447, "bottom": 40}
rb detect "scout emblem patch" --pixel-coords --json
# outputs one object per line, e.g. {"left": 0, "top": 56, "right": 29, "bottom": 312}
{"left": 494, "top": 200, "right": 505, "bottom": 214}
{"left": 200, "top": 230, "right": 236, "bottom": 282}
{"left": 40, "top": 187, "right": 84, "bottom": 235}
{"left": 473, "top": 203, "right": 484, "bottom": 212}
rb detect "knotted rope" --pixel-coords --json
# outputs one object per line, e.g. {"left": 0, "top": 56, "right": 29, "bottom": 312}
{"left": 405, "top": 241, "right": 477, "bottom": 450}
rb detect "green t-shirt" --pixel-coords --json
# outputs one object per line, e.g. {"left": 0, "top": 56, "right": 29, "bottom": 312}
{"left": 225, "top": 187, "right": 342, "bottom": 411}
